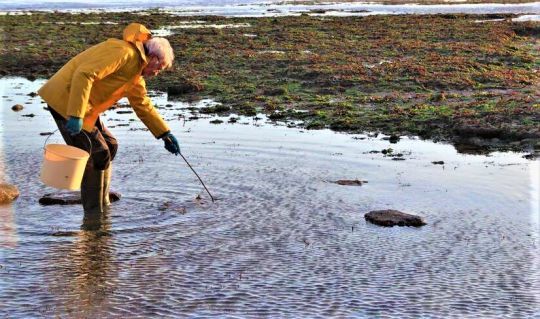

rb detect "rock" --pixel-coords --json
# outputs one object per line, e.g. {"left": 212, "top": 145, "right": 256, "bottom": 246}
{"left": 27, "top": 92, "right": 38, "bottom": 97}
{"left": 0, "top": 183, "right": 19, "bottom": 203}
{"left": 389, "top": 135, "right": 400, "bottom": 143}
{"left": 523, "top": 153, "right": 538, "bottom": 160}
{"left": 365, "top": 209, "right": 426, "bottom": 227}
{"left": 11, "top": 104, "right": 24, "bottom": 111}
{"left": 39, "top": 191, "right": 121, "bottom": 205}
{"left": 432, "top": 161, "right": 445, "bottom": 165}
{"left": 210, "top": 119, "right": 223, "bottom": 124}
{"left": 21, "top": 113, "right": 35, "bottom": 117}
{"left": 333, "top": 179, "right": 367, "bottom": 186}
{"left": 116, "top": 110, "right": 133, "bottom": 114}
{"left": 39, "top": 132, "right": 54, "bottom": 136}
{"left": 167, "top": 79, "right": 204, "bottom": 96}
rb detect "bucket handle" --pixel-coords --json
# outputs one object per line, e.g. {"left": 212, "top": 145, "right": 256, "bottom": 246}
{"left": 43, "top": 129, "right": 93, "bottom": 155}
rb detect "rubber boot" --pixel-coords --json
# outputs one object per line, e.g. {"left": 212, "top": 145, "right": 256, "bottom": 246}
{"left": 81, "top": 168, "right": 105, "bottom": 214}
{"left": 103, "top": 164, "right": 112, "bottom": 207}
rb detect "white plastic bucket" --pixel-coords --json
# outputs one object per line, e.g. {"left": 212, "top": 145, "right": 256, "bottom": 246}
{"left": 40, "top": 144, "right": 90, "bottom": 190}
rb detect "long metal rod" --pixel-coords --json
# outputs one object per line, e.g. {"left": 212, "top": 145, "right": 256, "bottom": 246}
{"left": 179, "top": 153, "right": 215, "bottom": 202}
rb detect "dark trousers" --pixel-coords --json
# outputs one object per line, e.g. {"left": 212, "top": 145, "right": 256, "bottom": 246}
{"left": 49, "top": 106, "right": 118, "bottom": 170}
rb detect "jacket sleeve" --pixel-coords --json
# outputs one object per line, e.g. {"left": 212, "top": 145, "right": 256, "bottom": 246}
{"left": 67, "top": 50, "right": 129, "bottom": 119}
{"left": 126, "top": 76, "right": 170, "bottom": 138}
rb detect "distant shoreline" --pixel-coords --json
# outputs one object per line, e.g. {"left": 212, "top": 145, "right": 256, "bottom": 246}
{"left": 1, "top": 1, "right": 540, "bottom": 17}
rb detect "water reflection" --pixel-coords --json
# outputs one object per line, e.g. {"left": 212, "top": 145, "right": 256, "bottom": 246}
{"left": 63, "top": 211, "right": 114, "bottom": 316}
{"left": 0, "top": 204, "right": 18, "bottom": 248}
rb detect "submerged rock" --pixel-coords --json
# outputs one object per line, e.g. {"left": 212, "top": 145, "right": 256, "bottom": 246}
{"left": 11, "top": 104, "right": 24, "bottom": 111}
{"left": 365, "top": 209, "right": 426, "bottom": 227}
{"left": 333, "top": 179, "right": 367, "bottom": 186}
{"left": 0, "top": 183, "right": 19, "bottom": 203}
{"left": 39, "top": 191, "right": 121, "bottom": 205}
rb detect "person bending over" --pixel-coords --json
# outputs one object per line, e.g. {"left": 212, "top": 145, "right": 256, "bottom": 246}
{"left": 38, "top": 23, "right": 180, "bottom": 214}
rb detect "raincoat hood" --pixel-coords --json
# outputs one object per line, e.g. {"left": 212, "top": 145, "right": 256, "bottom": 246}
{"left": 123, "top": 23, "right": 151, "bottom": 64}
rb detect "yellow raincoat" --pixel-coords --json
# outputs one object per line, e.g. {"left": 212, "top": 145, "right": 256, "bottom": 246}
{"left": 38, "top": 23, "right": 170, "bottom": 138}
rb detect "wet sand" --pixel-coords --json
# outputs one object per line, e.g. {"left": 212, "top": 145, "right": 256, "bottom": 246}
{"left": 1, "top": 78, "right": 538, "bottom": 317}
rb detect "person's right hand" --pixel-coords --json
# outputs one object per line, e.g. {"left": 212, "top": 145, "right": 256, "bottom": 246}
{"left": 65, "top": 116, "right": 83, "bottom": 135}
{"left": 162, "top": 132, "right": 180, "bottom": 155}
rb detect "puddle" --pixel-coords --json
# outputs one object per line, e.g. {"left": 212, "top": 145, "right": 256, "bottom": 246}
{"left": 152, "top": 22, "right": 251, "bottom": 36}
{"left": 258, "top": 50, "right": 286, "bottom": 54}
{"left": 512, "top": 14, "right": 540, "bottom": 21}
{"left": 475, "top": 14, "right": 540, "bottom": 22}
{"left": 0, "top": 77, "right": 539, "bottom": 317}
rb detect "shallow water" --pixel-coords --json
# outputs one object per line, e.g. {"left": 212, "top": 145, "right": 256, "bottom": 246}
{"left": 1, "top": 77, "right": 539, "bottom": 318}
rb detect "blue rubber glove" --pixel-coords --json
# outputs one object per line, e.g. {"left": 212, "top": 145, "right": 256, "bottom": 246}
{"left": 162, "top": 132, "right": 180, "bottom": 155}
{"left": 65, "top": 116, "right": 83, "bottom": 135}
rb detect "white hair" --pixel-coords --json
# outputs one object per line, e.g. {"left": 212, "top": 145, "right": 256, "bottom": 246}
{"left": 144, "top": 37, "right": 174, "bottom": 69}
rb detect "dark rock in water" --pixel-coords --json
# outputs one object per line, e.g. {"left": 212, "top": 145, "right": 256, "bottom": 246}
{"left": 0, "top": 183, "right": 19, "bottom": 204}
{"left": 210, "top": 119, "right": 223, "bottom": 124}
{"left": 116, "top": 110, "right": 133, "bottom": 114}
{"left": 21, "top": 113, "right": 35, "bottom": 117}
{"left": 39, "top": 132, "right": 54, "bottom": 136}
{"left": 39, "top": 191, "right": 121, "bottom": 205}
{"left": 382, "top": 135, "right": 400, "bottom": 143}
{"left": 432, "top": 161, "right": 445, "bottom": 165}
{"left": 11, "top": 104, "right": 24, "bottom": 111}
{"left": 333, "top": 179, "right": 367, "bottom": 186}
{"left": 389, "top": 135, "right": 400, "bottom": 143}
{"left": 27, "top": 92, "right": 38, "bottom": 97}
{"left": 365, "top": 209, "right": 426, "bottom": 227}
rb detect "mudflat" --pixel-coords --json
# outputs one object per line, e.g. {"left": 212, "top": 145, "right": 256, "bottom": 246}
{"left": 1, "top": 11, "right": 538, "bottom": 152}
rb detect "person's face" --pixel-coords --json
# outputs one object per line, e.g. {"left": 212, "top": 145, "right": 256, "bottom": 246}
{"left": 142, "top": 55, "right": 166, "bottom": 77}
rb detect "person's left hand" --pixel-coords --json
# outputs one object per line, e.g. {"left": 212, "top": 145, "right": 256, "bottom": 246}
{"left": 162, "top": 132, "right": 180, "bottom": 155}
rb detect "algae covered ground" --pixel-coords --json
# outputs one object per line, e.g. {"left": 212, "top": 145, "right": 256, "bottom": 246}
{"left": 1, "top": 11, "right": 538, "bottom": 153}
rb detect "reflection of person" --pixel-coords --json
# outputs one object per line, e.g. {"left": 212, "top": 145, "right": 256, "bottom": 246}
{"left": 38, "top": 23, "right": 180, "bottom": 214}
{"left": 72, "top": 211, "right": 113, "bottom": 315}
